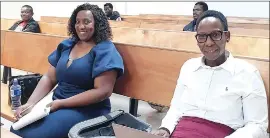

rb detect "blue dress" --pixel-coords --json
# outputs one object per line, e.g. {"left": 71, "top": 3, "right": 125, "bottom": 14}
{"left": 10, "top": 38, "right": 124, "bottom": 138}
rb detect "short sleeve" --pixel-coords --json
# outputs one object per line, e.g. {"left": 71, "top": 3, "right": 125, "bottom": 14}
{"left": 92, "top": 41, "right": 124, "bottom": 79}
{"left": 48, "top": 38, "right": 75, "bottom": 67}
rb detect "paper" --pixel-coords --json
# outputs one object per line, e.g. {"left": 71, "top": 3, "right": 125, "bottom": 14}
{"left": 12, "top": 91, "right": 53, "bottom": 130}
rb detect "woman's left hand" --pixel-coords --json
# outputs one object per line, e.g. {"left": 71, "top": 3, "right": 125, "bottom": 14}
{"left": 47, "top": 100, "right": 64, "bottom": 112}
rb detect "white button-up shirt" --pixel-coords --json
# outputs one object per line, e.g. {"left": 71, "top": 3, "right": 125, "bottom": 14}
{"left": 160, "top": 53, "right": 269, "bottom": 138}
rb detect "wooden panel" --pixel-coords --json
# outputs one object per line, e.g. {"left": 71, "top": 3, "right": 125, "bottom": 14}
{"left": 139, "top": 14, "right": 269, "bottom": 23}
{"left": 1, "top": 19, "right": 269, "bottom": 58}
{"left": 40, "top": 15, "right": 269, "bottom": 30}
{"left": 122, "top": 17, "right": 180, "bottom": 24}
{"left": 39, "top": 16, "right": 141, "bottom": 29}
{"left": 140, "top": 22, "right": 185, "bottom": 31}
{"left": 1, "top": 18, "right": 19, "bottom": 30}
{"left": 114, "top": 45, "right": 269, "bottom": 116}
{"left": 40, "top": 16, "right": 69, "bottom": 23}
{"left": 139, "top": 22, "right": 269, "bottom": 37}
{"left": 1, "top": 30, "right": 6, "bottom": 63}
{"left": 2, "top": 18, "right": 268, "bottom": 38}
{"left": 109, "top": 21, "right": 141, "bottom": 28}
{"left": 1, "top": 31, "right": 64, "bottom": 74}
{"left": 228, "top": 22, "right": 269, "bottom": 30}
{"left": 111, "top": 27, "right": 269, "bottom": 58}
{"left": 1, "top": 31, "right": 269, "bottom": 132}
{"left": 1, "top": 30, "right": 269, "bottom": 105}
{"left": 229, "top": 27, "right": 269, "bottom": 37}
{"left": 38, "top": 16, "right": 270, "bottom": 36}
{"left": 138, "top": 14, "right": 269, "bottom": 28}
{"left": 38, "top": 22, "right": 68, "bottom": 36}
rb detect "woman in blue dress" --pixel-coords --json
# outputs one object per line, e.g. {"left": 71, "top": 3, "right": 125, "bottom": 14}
{"left": 10, "top": 3, "right": 124, "bottom": 138}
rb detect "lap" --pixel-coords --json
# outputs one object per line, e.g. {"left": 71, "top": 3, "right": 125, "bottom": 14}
{"left": 10, "top": 107, "right": 110, "bottom": 138}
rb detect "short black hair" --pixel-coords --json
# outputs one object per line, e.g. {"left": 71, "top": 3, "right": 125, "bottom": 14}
{"left": 22, "top": 5, "right": 33, "bottom": 13}
{"left": 68, "top": 3, "right": 112, "bottom": 44}
{"left": 196, "top": 10, "right": 228, "bottom": 31}
{"left": 104, "top": 3, "right": 113, "bottom": 9}
{"left": 195, "top": 1, "right": 208, "bottom": 11}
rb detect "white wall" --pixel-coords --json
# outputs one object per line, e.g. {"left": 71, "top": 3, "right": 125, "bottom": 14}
{"left": 126, "top": 2, "right": 269, "bottom": 18}
{"left": 0, "top": 2, "right": 126, "bottom": 20}
{"left": 1, "top": 1, "right": 269, "bottom": 21}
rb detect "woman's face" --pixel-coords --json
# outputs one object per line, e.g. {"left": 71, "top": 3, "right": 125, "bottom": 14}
{"left": 196, "top": 17, "right": 230, "bottom": 61}
{"left": 75, "top": 10, "right": 95, "bottom": 42}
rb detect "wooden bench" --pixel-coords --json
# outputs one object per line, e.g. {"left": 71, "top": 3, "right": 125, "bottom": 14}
{"left": 38, "top": 16, "right": 270, "bottom": 37}
{"left": 39, "top": 15, "right": 270, "bottom": 30}
{"left": 0, "top": 19, "right": 19, "bottom": 30}
{"left": 110, "top": 27, "right": 269, "bottom": 59}
{"left": 139, "top": 14, "right": 270, "bottom": 25}
{"left": 1, "top": 30, "right": 269, "bottom": 133}
{"left": 122, "top": 15, "right": 270, "bottom": 30}
{"left": 2, "top": 18, "right": 269, "bottom": 37}
{"left": 139, "top": 14, "right": 269, "bottom": 21}
{"left": 0, "top": 18, "right": 141, "bottom": 34}
{"left": 1, "top": 19, "right": 269, "bottom": 59}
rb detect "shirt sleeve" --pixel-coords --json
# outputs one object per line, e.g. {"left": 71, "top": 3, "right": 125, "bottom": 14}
{"left": 159, "top": 61, "right": 190, "bottom": 134}
{"left": 225, "top": 70, "right": 269, "bottom": 138}
{"left": 92, "top": 41, "right": 124, "bottom": 79}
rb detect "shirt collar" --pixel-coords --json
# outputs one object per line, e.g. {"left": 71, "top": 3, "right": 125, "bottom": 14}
{"left": 193, "top": 51, "right": 235, "bottom": 75}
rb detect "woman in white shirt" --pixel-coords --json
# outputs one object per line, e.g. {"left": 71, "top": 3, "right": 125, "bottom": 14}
{"left": 153, "top": 10, "right": 268, "bottom": 138}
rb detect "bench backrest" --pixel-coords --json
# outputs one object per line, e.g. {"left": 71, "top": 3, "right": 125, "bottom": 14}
{"left": 1, "top": 30, "right": 269, "bottom": 131}
{"left": 38, "top": 17, "right": 270, "bottom": 37}
{"left": 139, "top": 14, "right": 270, "bottom": 24}
{"left": 111, "top": 27, "right": 269, "bottom": 58}
{"left": 0, "top": 18, "right": 141, "bottom": 34}
{"left": 122, "top": 15, "right": 269, "bottom": 30}
{"left": 40, "top": 16, "right": 269, "bottom": 30}
{"left": 2, "top": 18, "right": 268, "bottom": 38}
{"left": 1, "top": 18, "right": 18, "bottom": 30}
{"left": 1, "top": 30, "right": 268, "bottom": 105}
{"left": 1, "top": 19, "right": 269, "bottom": 59}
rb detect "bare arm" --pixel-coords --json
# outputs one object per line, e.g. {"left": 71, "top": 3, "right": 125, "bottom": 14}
{"left": 26, "top": 65, "right": 57, "bottom": 105}
{"left": 58, "top": 70, "right": 117, "bottom": 108}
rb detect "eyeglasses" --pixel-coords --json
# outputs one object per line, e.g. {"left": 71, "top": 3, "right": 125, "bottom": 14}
{"left": 195, "top": 30, "right": 228, "bottom": 43}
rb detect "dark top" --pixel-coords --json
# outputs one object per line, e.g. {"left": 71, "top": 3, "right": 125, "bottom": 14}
{"left": 183, "top": 19, "right": 197, "bottom": 32}
{"left": 48, "top": 38, "right": 124, "bottom": 111}
{"left": 107, "top": 11, "right": 121, "bottom": 20}
{"left": 9, "top": 18, "right": 41, "bottom": 33}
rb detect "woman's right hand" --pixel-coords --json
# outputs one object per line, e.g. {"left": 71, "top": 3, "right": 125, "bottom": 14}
{"left": 152, "top": 128, "right": 170, "bottom": 137}
{"left": 14, "top": 103, "right": 34, "bottom": 120}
